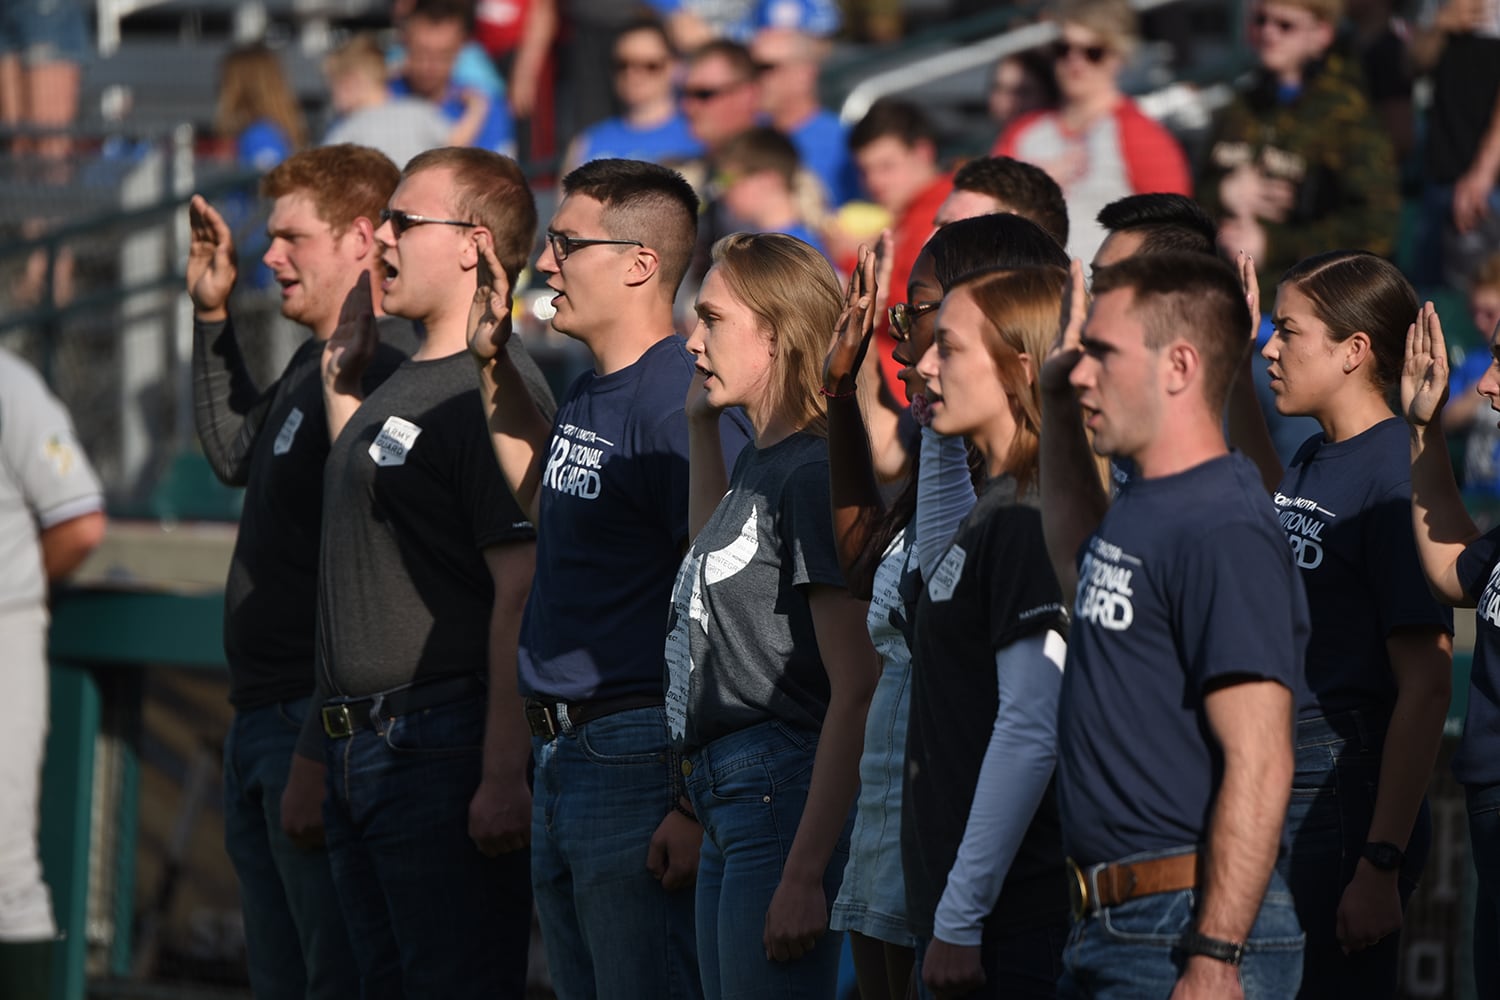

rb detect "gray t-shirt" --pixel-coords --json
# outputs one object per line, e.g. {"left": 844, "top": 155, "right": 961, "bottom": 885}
{"left": 0, "top": 348, "right": 103, "bottom": 615}
{"left": 323, "top": 98, "right": 454, "bottom": 171}
{"left": 665, "top": 431, "right": 845, "bottom": 752}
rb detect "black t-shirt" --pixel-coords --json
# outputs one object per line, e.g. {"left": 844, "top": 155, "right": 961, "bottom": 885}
{"left": 1427, "top": 34, "right": 1500, "bottom": 184}
{"left": 205, "top": 316, "right": 411, "bottom": 710}
{"left": 1455, "top": 527, "right": 1500, "bottom": 786}
{"left": 1058, "top": 454, "right": 1309, "bottom": 866}
{"left": 315, "top": 351, "right": 534, "bottom": 700}
{"left": 903, "top": 477, "right": 1070, "bottom": 938}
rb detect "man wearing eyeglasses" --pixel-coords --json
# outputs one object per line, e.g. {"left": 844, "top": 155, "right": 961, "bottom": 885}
{"left": 188, "top": 143, "right": 416, "bottom": 1000}
{"left": 295, "top": 145, "right": 555, "bottom": 998}
{"left": 466, "top": 156, "right": 751, "bottom": 1000}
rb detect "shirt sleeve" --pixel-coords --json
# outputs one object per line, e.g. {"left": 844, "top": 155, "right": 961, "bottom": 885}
{"left": 1118, "top": 104, "right": 1193, "bottom": 196}
{"left": 1173, "top": 520, "right": 1306, "bottom": 693}
{"left": 192, "top": 314, "right": 275, "bottom": 487}
{"left": 914, "top": 427, "right": 977, "bottom": 580}
{"left": 984, "top": 505, "right": 1069, "bottom": 651}
{"left": 932, "top": 629, "right": 1065, "bottom": 946}
{"left": 458, "top": 388, "right": 536, "bottom": 549}
{"left": 1, "top": 356, "right": 103, "bottom": 527}
{"left": 1458, "top": 527, "right": 1500, "bottom": 602}
{"left": 781, "top": 459, "right": 847, "bottom": 589}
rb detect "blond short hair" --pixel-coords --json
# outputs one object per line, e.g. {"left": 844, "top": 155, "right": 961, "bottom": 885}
{"left": 1052, "top": 0, "right": 1138, "bottom": 58}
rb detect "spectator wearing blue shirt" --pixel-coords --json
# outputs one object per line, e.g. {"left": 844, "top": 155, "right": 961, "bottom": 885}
{"left": 1442, "top": 252, "right": 1500, "bottom": 494}
{"left": 393, "top": 0, "right": 515, "bottom": 155}
{"left": 1041, "top": 254, "right": 1307, "bottom": 1000}
{"left": 715, "top": 126, "right": 830, "bottom": 260}
{"left": 650, "top": 0, "right": 839, "bottom": 48}
{"left": 563, "top": 17, "right": 702, "bottom": 173}
{"left": 750, "top": 26, "right": 858, "bottom": 207}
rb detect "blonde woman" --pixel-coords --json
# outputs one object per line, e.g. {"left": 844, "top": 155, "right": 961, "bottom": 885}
{"left": 665, "top": 232, "right": 878, "bottom": 999}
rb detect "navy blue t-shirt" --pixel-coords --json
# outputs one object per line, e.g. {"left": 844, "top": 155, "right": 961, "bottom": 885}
{"left": 518, "top": 336, "right": 753, "bottom": 702}
{"left": 1057, "top": 453, "right": 1310, "bottom": 866}
{"left": 1275, "top": 418, "right": 1452, "bottom": 721}
{"left": 1455, "top": 527, "right": 1500, "bottom": 786}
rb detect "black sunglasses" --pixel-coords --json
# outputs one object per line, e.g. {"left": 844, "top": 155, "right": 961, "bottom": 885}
{"left": 380, "top": 208, "right": 477, "bottom": 237}
{"left": 547, "top": 230, "right": 645, "bottom": 262}
{"left": 888, "top": 301, "right": 940, "bottom": 341}
{"left": 682, "top": 82, "right": 743, "bottom": 103}
{"left": 1050, "top": 40, "right": 1109, "bottom": 64}
{"left": 1253, "top": 11, "right": 1302, "bottom": 32}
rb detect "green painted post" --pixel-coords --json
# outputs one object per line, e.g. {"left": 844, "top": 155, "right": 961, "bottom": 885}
{"left": 39, "top": 662, "right": 101, "bottom": 1000}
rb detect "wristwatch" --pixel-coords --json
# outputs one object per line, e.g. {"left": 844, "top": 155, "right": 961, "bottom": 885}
{"left": 1362, "top": 841, "right": 1405, "bottom": 871}
{"left": 1178, "top": 930, "right": 1245, "bottom": 967}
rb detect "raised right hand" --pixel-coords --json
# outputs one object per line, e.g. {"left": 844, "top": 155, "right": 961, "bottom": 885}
{"left": 467, "top": 237, "right": 514, "bottom": 365}
{"left": 1238, "top": 250, "right": 1261, "bottom": 343}
{"left": 1040, "top": 258, "right": 1088, "bottom": 395}
{"left": 1402, "top": 300, "right": 1452, "bottom": 428}
{"left": 187, "top": 195, "right": 237, "bottom": 320}
{"left": 821, "top": 244, "right": 878, "bottom": 396}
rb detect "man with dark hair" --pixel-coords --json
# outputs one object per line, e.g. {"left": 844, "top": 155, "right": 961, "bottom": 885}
{"left": 1093, "top": 192, "right": 1217, "bottom": 265}
{"left": 935, "top": 154, "right": 1070, "bottom": 246}
{"left": 393, "top": 0, "right": 515, "bottom": 154}
{"left": 715, "top": 126, "right": 829, "bottom": 256}
{"left": 681, "top": 39, "right": 761, "bottom": 158}
{"left": 188, "top": 143, "right": 412, "bottom": 1000}
{"left": 848, "top": 97, "right": 951, "bottom": 402}
{"left": 297, "top": 146, "right": 554, "bottom": 997}
{"left": 467, "top": 157, "right": 751, "bottom": 1000}
{"left": 1040, "top": 253, "right": 1307, "bottom": 1000}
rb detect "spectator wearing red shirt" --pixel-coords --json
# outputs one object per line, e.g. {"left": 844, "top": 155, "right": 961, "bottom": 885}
{"left": 995, "top": 0, "right": 1190, "bottom": 262}
{"left": 849, "top": 98, "right": 952, "bottom": 404}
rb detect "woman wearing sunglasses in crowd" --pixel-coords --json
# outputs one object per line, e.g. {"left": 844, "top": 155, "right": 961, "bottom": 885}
{"left": 563, "top": 16, "right": 702, "bottom": 173}
{"left": 897, "top": 260, "right": 1074, "bottom": 999}
{"left": 993, "top": 0, "right": 1190, "bottom": 263}
{"left": 823, "top": 215, "right": 1071, "bottom": 1000}
{"left": 664, "top": 232, "right": 877, "bottom": 999}
{"left": 1229, "top": 251, "right": 1452, "bottom": 999}
{"left": 1404, "top": 301, "right": 1500, "bottom": 1000}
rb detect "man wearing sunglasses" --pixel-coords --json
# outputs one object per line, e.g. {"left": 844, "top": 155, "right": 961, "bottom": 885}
{"left": 296, "top": 146, "right": 555, "bottom": 998}
{"left": 994, "top": 0, "right": 1191, "bottom": 263}
{"left": 467, "top": 157, "right": 751, "bottom": 1000}
{"left": 1200, "top": 0, "right": 1397, "bottom": 295}
{"left": 188, "top": 143, "right": 418, "bottom": 1000}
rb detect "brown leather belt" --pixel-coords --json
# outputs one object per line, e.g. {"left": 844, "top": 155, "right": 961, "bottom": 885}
{"left": 1066, "top": 852, "right": 1199, "bottom": 920}
{"left": 524, "top": 693, "right": 664, "bottom": 740}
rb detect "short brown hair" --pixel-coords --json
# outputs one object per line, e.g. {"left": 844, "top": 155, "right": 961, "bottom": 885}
{"left": 1092, "top": 252, "right": 1251, "bottom": 413}
{"left": 324, "top": 32, "right": 386, "bottom": 83}
{"left": 950, "top": 156, "right": 1069, "bottom": 247}
{"left": 404, "top": 147, "right": 537, "bottom": 281}
{"left": 562, "top": 158, "right": 700, "bottom": 298}
{"left": 262, "top": 144, "right": 401, "bottom": 236}
{"left": 717, "top": 127, "right": 801, "bottom": 189}
{"left": 1277, "top": 0, "right": 1344, "bottom": 24}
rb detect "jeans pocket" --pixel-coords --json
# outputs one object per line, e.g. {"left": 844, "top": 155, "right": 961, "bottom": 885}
{"left": 1099, "top": 889, "right": 1195, "bottom": 945}
{"left": 277, "top": 696, "right": 310, "bottom": 732}
{"left": 575, "top": 707, "right": 669, "bottom": 766}
{"left": 708, "top": 758, "right": 775, "bottom": 804}
{"left": 382, "top": 699, "right": 484, "bottom": 756}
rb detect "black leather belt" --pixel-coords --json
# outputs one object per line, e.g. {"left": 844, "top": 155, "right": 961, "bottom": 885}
{"left": 321, "top": 674, "right": 487, "bottom": 739}
{"left": 524, "top": 693, "right": 664, "bottom": 740}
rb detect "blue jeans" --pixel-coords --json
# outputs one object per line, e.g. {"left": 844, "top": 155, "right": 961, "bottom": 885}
{"left": 1467, "top": 781, "right": 1500, "bottom": 998}
{"left": 912, "top": 920, "right": 1068, "bottom": 1000}
{"left": 1057, "top": 850, "right": 1303, "bottom": 1000}
{"left": 685, "top": 720, "right": 852, "bottom": 1000}
{"left": 222, "top": 697, "right": 359, "bottom": 1000}
{"left": 1283, "top": 711, "right": 1428, "bottom": 999}
{"left": 322, "top": 694, "right": 532, "bottom": 999}
{"left": 530, "top": 705, "right": 701, "bottom": 1000}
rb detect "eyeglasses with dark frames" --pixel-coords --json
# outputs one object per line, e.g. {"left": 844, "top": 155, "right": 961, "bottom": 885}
{"left": 681, "top": 81, "right": 745, "bottom": 103}
{"left": 1050, "top": 40, "right": 1109, "bottom": 64}
{"left": 888, "top": 301, "right": 940, "bottom": 341}
{"left": 380, "top": 209, "right": 478, "bottom": 237}
{"left": 547, "top": 230, "right": 646, "bottom": 261}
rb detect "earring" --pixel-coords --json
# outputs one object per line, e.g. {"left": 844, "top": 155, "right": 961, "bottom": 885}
{"left": 1342, "top": 363, "right": 1352, "bottom": 373}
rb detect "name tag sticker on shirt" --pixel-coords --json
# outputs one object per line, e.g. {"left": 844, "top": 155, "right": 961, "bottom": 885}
{"left": 368, "top": 416, "right": 422, "bottom": 467}
{"left": 273, "top": 407, "right": 304, "bottom": 456}
{"left": 927, "top": 544, "right": 966, "bottom": 602}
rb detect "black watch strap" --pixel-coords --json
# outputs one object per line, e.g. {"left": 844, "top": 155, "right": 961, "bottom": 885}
{"left": 1179, "top": 930, "right": 1245, "bottom": 967}
{"left": 1362, "top": 840, "right": 1405, "bottom": 871}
